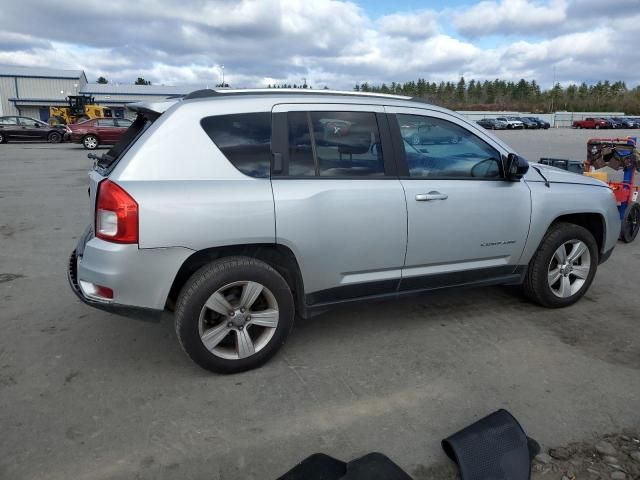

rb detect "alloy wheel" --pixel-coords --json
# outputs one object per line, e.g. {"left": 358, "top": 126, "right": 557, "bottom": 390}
{"left": 198, "top": 281, "right": 279, "bottom": 360}
{"left": 84, "top": 136, "right": 97, "bottom": 149}
{"left": 547, "top": 240, "right": 591, "bottom": 298}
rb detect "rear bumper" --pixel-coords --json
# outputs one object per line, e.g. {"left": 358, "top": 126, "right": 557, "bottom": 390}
{"left": 68, "top": 249, "right": 163, "bottom": 322}
{"left": 67, "top": 226, "right": 194, "bottom": 320}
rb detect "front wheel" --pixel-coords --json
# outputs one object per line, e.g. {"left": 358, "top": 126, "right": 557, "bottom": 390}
{"left": 620, "top": 203, "right": 640, "bottom": 243}
{"left": 48, "top": 131, "right": 62, "bottom": 143}
{"left": 83, "top": 135, "right": 98, "bottom": 150}
{"left": 523, "top": 222, "right": 598, "bottom": 308}
{"left": 175, "top": 257, "right": 295, "bottom": 374}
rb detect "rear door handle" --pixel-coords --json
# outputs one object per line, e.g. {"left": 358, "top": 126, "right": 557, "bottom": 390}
{"left": 415, "top": 191, "right": 448, "bottom": 201}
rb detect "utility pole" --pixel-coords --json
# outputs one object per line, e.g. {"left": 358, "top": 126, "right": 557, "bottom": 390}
{"left": 221, "top": 65, "right": 225, "bottom": 87}
{"left": 550, "top": 66, "right": 556, "bottom": 113}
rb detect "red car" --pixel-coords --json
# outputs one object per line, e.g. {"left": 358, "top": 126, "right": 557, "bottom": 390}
{"left": 572, "top": 117, "right": 610, "bottom": 129}
{"left": 68, "top": 117, "right": 133, "bottom": 149}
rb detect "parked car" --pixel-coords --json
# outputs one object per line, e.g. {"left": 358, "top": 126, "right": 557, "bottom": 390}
{"left": 68, "top": 89, "right": 621, "bottom": 373}
{"left": 495, "top": 116, "right": 524, "bottom": 129}
{"left": 524, "top": 117, "right": 550, "bottom": 129}
{"left": 612, "top": 117, "right": 638, "bottom": 128}
{"left": 516, "top": 117, "right": 539, "bottom": 129}
{"left": 476, "top": 118, "right": 508, "bottom": 130}
{"left": 68, "top": 117, "right": 133, "bottom": 149}
{"left": 572, "top": 118, "right": 610, "bottom": 129}
{"left": 602, "top": 117, "right": 623, "bottom": 129}
{"left": 0, "top": 115, "right": 70, "bottom": 143}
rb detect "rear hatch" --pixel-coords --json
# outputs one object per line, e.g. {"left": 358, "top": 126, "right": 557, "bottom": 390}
{"left": 86, "top": 100, "right": 176, "bottom": 231}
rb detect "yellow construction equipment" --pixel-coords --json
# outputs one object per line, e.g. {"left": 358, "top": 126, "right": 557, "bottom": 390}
{"left": 49, "top": 95, "right": 112, "bottom": 125}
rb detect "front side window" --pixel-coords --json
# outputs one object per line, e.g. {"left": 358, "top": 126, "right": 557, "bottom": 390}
{"left": 284, "top": 111, "right": 384, "bottom": 177}
{"left": 397, "top": 114, "right": 502, "bottom": 179}
{"left": 19, "top": 117, "right": 41, "bottom": 127}
{"left": 115, "top": 119, "right": 132, "bottom": 128}
{"left": 201, "top": 112, "right": 271, "bottom": 178}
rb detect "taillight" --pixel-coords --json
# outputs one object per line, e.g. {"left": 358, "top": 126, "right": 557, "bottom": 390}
{"left": 96, "top": 180, "right": 138, "bottom": 243}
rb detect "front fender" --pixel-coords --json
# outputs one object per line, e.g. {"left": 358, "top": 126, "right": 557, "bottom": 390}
{"left": 520, "top": 182, "right": 619, "bottom": 264}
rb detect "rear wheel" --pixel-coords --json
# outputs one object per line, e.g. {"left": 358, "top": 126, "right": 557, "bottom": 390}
{"left": 620, "top": 203, "right": 640, "bottom": 243}
{"left": 48, "top": 131, "right": 62, "bottom": 143}
{"left": 0, "top": 132, "right": 5, "bottom": 143}
{"left": 595, "top": 125, "right": 600, "bottom": 129}
{"left": 83, "top": 135, "right": 98, "bottom": 150}
{"left": 175, "top": 257, "right": 295, "bottom": 374}
{"left": 524, "top": 222, "right": 598, "bottom": 308}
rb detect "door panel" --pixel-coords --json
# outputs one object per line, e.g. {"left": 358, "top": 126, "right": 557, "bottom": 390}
{"left": 401, "top": 179, "right": 531, "bottom": 279}
{"left": 97, "top": 119, "right": 118, "bottom": 142}
{"left": 272, "top": 179, "right": 407, "bottom": 298}
{"left": 271, "top": 103, "right": 407, "bottom": 301}
{"left": 0, "top": 117, "right": 20, "bottom": 139}
{"left": 385, "top": 107, "right": 532, "bottom": 288}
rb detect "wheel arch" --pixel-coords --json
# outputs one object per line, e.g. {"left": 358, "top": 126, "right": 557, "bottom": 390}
{"left": 166, "top": 243, "right": 306, "bottom": 316}
{"left": 549, "top": 212, "right": 606, "bottom": 256}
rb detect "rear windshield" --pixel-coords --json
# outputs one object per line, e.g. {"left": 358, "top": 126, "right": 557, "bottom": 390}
{"left": 95, "top": 114, "right": 150, "bottom": 170}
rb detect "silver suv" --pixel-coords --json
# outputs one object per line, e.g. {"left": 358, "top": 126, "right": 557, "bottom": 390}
{"left": 68, "top": 89, "right": 620, "bottom": 373}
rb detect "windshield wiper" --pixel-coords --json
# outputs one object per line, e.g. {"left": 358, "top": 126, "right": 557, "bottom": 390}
{"left": 532, "top": 165, "right": 550, "bottom": 188}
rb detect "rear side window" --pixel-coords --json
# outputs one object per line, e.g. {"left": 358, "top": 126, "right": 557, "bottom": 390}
{"left": 201, "top": 113, "right": 272, "bottom": 178}
{"left": 0, "top": 117, "right": 17, "bottom": 125}
{"left": 282, "top": 111, "right": 384, "bottom": 177}
{"left": 97, "top": 119, "right": 116, "bottom": 127}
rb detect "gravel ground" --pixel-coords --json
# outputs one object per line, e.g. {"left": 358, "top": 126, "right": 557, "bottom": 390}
{"left": 1, "top": 132, "right": 639, "bottom": 480}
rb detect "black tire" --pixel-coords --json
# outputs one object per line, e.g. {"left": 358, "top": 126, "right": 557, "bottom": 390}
{"left": 523, "top": 222, "right": 598, "bottom": 308}
{"left": 83, "top": 135, "right": 99, "bottom": 150}
{"left": 175, "top": 256, "right": 295, "bottom": 374}
{"left": 620, "top": 203, "right": 640, "bottom": 243}
{"left": 595, "top": 125, "right": 600, "bottom": 129}
{"left": 48, "top": 131, "right": 62, "bottom": 143}
{"left": 0, "top": 132, "right": 5, "bottom": 143}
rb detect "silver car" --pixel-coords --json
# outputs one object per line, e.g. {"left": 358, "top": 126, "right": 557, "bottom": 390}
{"left": 68, "top": 89, "right": 620, "bottom": 373}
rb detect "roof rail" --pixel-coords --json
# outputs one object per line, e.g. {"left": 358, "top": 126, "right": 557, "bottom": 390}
{"left": 181, "top": 88, "right": 412, "bottom": 101}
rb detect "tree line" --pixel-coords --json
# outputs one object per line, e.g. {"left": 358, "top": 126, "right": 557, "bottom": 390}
{"left": 355, "top": 78, "right": 640, "bottom": 114}
{"left": 96, "top": 76, "right": 151, "bottom": 85}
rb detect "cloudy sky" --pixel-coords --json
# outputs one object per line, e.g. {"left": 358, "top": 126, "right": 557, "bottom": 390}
{"left": 0, "top": 0, "right": 638, "bottom": 90}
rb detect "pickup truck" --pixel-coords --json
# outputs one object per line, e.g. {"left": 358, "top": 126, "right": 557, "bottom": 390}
{"left": 572, "top": 118, "right": 609, "bottom": 129}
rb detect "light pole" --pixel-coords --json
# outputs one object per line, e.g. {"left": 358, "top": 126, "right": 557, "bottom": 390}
{"left": 221, "top": 65, "right": 225, "bottom": 87}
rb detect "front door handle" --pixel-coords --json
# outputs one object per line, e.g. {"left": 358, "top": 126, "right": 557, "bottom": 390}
{"left": 415, "top": 191, "right": 448, "bottom": 201}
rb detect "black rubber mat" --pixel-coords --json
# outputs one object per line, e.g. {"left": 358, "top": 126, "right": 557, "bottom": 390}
{"left": 442, "top": 409, "right": 537, "bottom": 480}
{"left": 276, "top": 452, "right": 411, "bottom": 480}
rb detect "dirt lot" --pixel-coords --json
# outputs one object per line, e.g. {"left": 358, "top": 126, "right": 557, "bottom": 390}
{"left": 1, "top": 130, "right": 639, "bottom": 480}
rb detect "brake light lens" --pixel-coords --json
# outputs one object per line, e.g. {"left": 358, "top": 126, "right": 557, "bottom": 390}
{"left": 96, "top": 180, "right": 138, "bottom": 243}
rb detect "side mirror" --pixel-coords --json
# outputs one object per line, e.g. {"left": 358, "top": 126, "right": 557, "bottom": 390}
{"left": 506, "top": 153, "right": 529, "bottom": 181}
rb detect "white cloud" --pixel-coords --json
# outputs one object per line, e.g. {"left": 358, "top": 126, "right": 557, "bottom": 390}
{"left": 453, "top": 0, "right": 567, "bottom": 37}
{"left": 0, "top": 0, "right": 638, "bottom": 89}
{"left": 378, "top": 10, "right": 440, "bottom": 39}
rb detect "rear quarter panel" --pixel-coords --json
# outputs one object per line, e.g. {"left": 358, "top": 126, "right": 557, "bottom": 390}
{"left": 109, "top": 99, "right": 277, "bottom": 250}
